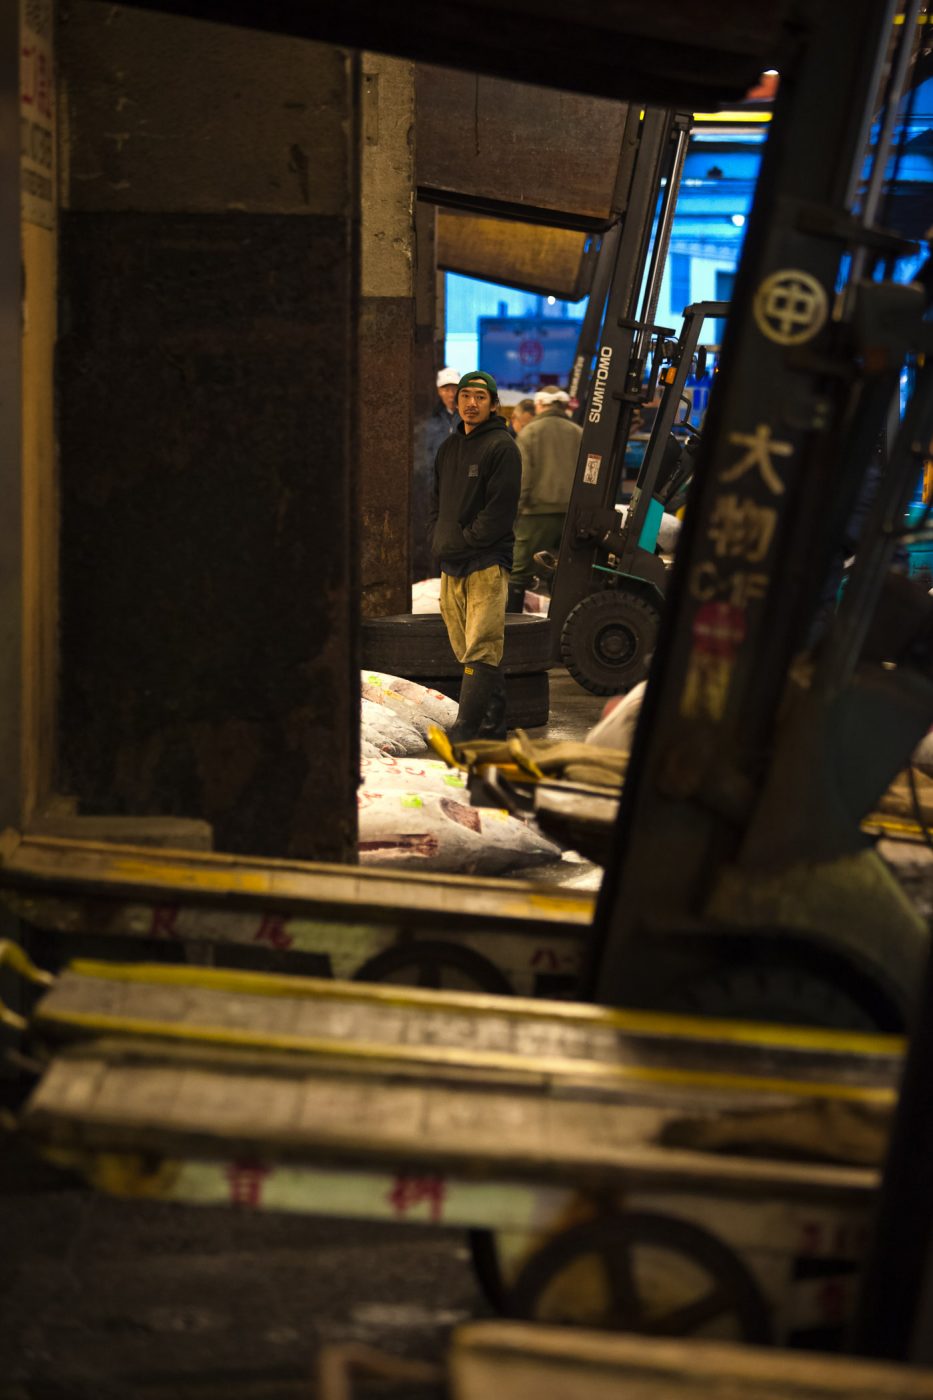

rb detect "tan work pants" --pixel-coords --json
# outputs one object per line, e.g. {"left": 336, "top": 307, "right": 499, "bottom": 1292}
{"left": 439, "top": 565, "right": 509, "bottom": 666}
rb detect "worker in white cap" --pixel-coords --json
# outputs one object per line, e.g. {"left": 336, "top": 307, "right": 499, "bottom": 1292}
{"left": 424, "top": 367, "right": 462, "bottom": 474}
{"left": 413, "top": 368, "right": 463, "bottom": 580}
{"left": 508, "top": 384, "right": 581, "bottom": 610}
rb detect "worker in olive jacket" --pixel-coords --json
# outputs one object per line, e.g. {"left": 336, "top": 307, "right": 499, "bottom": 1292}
{"left": 430, "top": 371, "right": 522, "bottom": 743}
{"left": 509, "top": 385, "right": 582, "bottom": 610}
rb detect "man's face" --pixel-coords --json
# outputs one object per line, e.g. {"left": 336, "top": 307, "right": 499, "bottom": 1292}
{"left": 512, "top": 408, "right": 533, "bottom": 434}
{"left": 458, "top": 382, "right": 494, "bottom": 431}
{"left": 437, "top": 384, "right": 458, "bottom": 413}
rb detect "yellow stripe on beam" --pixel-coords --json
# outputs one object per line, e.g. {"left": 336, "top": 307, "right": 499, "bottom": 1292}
{"left": 56, "top": 958, "right": 906, "bottom": 1059}
{"left": 34, "top": 1007, "right": 898, "bottom": 1107}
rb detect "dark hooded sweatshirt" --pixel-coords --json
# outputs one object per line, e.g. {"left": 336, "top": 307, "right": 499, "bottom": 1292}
{"left": 430, "top": 414, "right": 522, "bottom": 578}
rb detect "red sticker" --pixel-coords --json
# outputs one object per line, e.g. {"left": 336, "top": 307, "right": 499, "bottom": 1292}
{"left": 387, "top": 1174, "right": 447, "bottom": 1222}
{"left": 692, "top": 601, "right": 746, "bottom": 659}
{"left": 149, "top": 905, "right": 180, "bottom": 940}
{"left": 254, "top": 914, "right": 294, "bottom": 951}
{"left": 226, "top": 1160, "right": 272, "bottom": 1208}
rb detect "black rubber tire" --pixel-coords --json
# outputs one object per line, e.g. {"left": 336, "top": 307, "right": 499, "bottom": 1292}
{"left": 507, "top": 1211, "right": 773, "bottom": 1343}
{"left": 664, "top": 961, "right": 886, "bottom": 1033}
{"left": 353, "top": 939, "right": 514, "bottom": 994}
{"left": 362, "top": 613, "right": 553, "bottom": 678}
{"left": 426, "top": 671, "right": 550, "bottom": 729}
{"left": 560, "top": 589, "right": 660, "bottom": 695}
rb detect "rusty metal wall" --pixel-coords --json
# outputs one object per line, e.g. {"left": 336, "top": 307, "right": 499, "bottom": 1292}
{"left": 359, "top": 295, "right": 414, "bottom": 615}
{"left": 417, "top": 66, "right": 629, "bottom": 228}
{"left": 436, "top": 209, "right": 594, "bottom": 299}
{"left": 56, "top": 3, "right": 360, "bottom": 861}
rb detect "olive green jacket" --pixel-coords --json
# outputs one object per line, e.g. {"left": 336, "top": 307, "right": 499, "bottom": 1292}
{"left": 517, "top": 408, "right": 583, "bottom": 514}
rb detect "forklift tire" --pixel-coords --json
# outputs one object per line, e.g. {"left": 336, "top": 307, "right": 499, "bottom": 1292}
{"left": 662, "top": 958, "right": 899, "bottom": 1033}
{"left": 361, "top": 613, "right": 553, "bottom": 677}
{"left": 560, "top": 589, "right": 660, "bottom": 695}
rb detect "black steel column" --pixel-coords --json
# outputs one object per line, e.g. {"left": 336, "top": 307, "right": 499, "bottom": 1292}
{"left": 568, "top": 220, "right": 621, "bottom": 418}
{"left": 588, "top": 0, "right": 899, "bottom": 1001}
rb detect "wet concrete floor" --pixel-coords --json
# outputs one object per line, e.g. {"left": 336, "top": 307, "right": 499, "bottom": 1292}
{"left": 0, "top": 1143, "right": 473, "bottom": 1399}
{"left": 528, "top": 666, "right": 608, "bottom": 745}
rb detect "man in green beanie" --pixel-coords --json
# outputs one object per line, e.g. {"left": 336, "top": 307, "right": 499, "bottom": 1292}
{"left": 429, "top": 371, "right": 522, "bottom": 743}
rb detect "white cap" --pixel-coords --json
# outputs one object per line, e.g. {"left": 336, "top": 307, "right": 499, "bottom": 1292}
{"left": 436, "top": 366, "right": 460, "bottom": 388}
{"left": 534, "top": 386, "right": 570, "bottom": 406}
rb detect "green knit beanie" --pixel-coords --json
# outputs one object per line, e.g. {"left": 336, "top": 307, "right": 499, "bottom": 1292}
{"left": 457, "top": 370, "right": 499, "bottom": 401}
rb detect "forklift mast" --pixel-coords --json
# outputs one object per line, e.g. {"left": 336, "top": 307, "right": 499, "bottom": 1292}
{"left": 588, "top": 0, "right": 933, "bottom": 1008}
{"left": 547, "top": 108, "right": 690, "bottom": 649}
{"left": 566, "top": 93, "right": 680, "bottom": 422}
{"left": 557, "top": 300, "right": 728, "bottom": 693}
{"left": 584, "top": 10, "right": 933, "bottom": 1352}
{"left": 567, "top": 219, "right": 622, "bottom": 420}
{"left": 636, "top": 300, "right": 726, "bottom": 522}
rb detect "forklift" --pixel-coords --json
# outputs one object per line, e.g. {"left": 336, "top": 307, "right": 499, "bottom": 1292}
{"left": 554, "top": 299, "right": 727, "bottom": 693}
{"left": 541, "top": 102, "right": 728, "bottom": 696}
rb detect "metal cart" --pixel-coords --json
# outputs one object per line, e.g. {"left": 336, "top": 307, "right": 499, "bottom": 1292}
{"left": 0, "top": 828, "right": 592, "bottom": 997}
{"left": 6, "top": 945, "right": 900, "bottom": 1349}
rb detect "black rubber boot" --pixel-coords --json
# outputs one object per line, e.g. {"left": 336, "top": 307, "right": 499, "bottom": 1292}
{"left": 478, "top": 666, "right": 508, "bottom": 740}
{"left": 506, "top": 582, "right": 526, "bottom": 614}
{"left": 447, "top": 662, "right": 498, "bottom": 745}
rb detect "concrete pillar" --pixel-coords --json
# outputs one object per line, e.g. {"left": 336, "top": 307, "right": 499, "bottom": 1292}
{"left": 56, "top": 1, "right": 360, "bottom": 861}
{"left": 2, "top": 0, "right": 58, "bottom": 834}
{"left": 411, "top": 199, "right": 439, "bottom": 583}
{"left": 1, "top": 2, "right": 24, "bottom": 831}
{"left": 20, "top": 0, "right": 58, "bottom": 827}
{"left": 359, "top": 53, "right": 415, "bottom": 617}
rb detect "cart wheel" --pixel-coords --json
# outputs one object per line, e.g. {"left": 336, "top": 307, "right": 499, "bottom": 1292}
{"left": 560, "top": 590, "right": 660, "bottom": 695}
{"left": 353, "top": 940, "right": 514, "bottom": 994}
{"left": 469, "top": 1229, "right": 507, "bottom": 1311}
{"left": 507, "top": 1211, "right": 773, "bottom": 1343}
